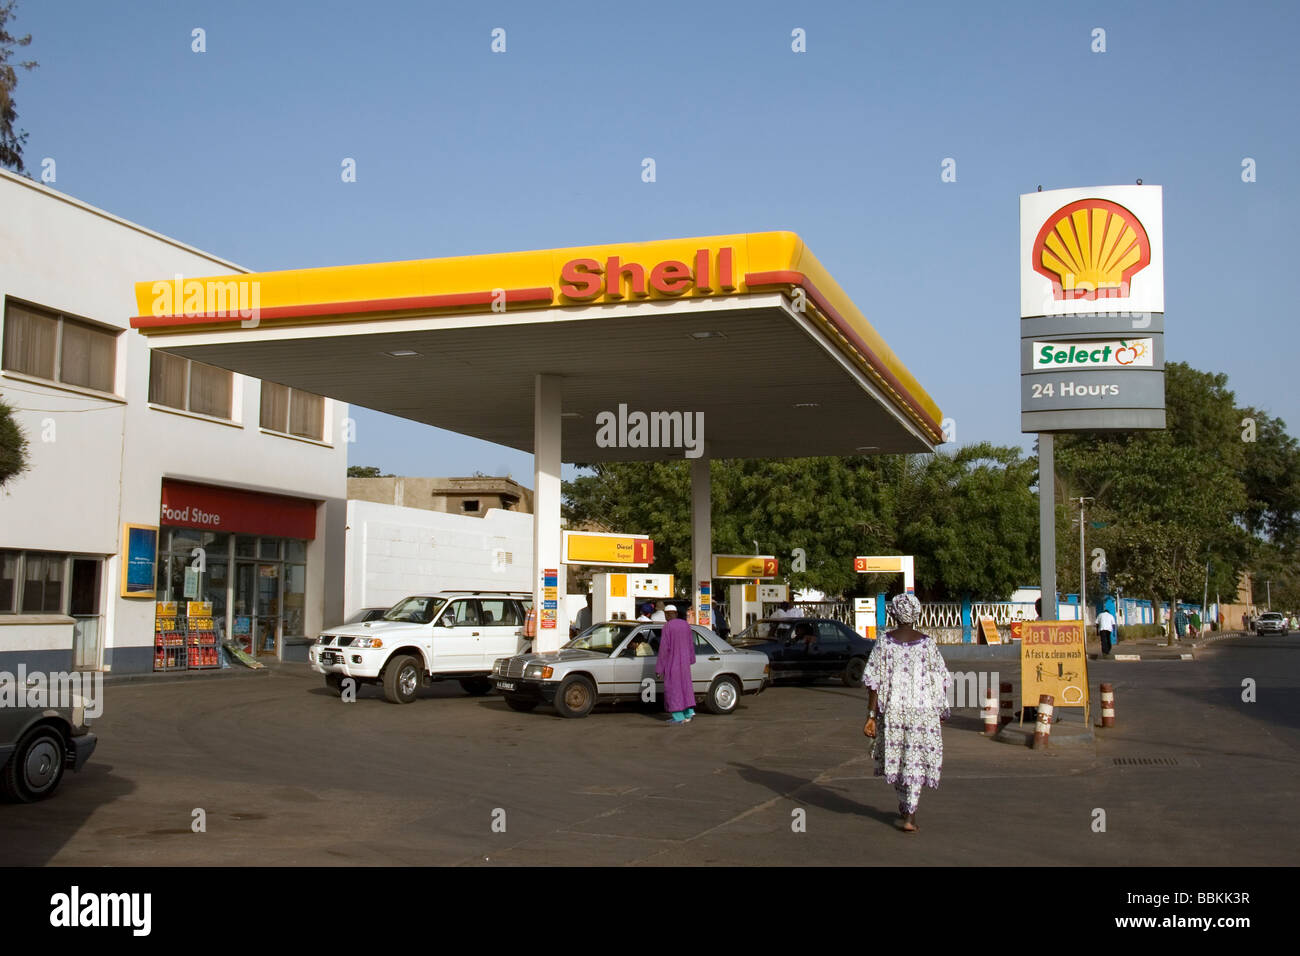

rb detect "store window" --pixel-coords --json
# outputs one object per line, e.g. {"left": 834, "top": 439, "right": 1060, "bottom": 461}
{"left": 148, "top": 351, "right": 233, "bottom": 419}
{"left": 260, "top": 382, "right": 325, "bottom": 441}
{"left": 3, "top": 299, "right": 118, "bottom": 393}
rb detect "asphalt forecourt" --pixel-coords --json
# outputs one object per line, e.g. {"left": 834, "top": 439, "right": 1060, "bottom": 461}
{"left": 1, "top": 649, "right": 1293, "bottom": 870}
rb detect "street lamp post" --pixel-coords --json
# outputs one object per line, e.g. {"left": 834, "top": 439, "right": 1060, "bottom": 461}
{"left": 1072, "top": 497, "right": 1094, "bottom": 623}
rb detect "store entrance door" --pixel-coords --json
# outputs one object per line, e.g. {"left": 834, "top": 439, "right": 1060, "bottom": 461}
{"left": 70, "top": 557, "right": 103, "bottom": 671}
{"left": 255, "top": 563, "right": 280, "bottom": 658}
{"left": 234, "top": 562, "right": 282, "bottom": 659}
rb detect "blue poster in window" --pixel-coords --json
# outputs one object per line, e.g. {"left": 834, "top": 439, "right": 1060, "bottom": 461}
{"left": 122, "top": 524, "right": 158, "bottom": 597}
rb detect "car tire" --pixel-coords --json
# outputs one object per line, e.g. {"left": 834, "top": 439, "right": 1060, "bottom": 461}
{"left": 1, "top": 725, "right": 66, "bottom": 803}
{"left": 703, "top": 675, "right": 741, "bottom": 715}
{"left": 459, "top": 677, "right": 493, "bottom": 696}
{"left": 842, "top": 656, "right": 868, "bottom": 687}
{"left": 504, "top": 695, "right": 539, "bottom": 712}
{"left": 554, "top": 675, "right": 596, "bottom": 718}
{"left": 382, "top": 655, "right": 421, "bottom": 704}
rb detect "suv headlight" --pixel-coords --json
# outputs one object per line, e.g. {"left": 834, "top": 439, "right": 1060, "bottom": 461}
{"left": 354, "top": 637, "right": 383, "bottom": 649}
{"left": 524, "top": 664, "right": 554, "bottom": 680}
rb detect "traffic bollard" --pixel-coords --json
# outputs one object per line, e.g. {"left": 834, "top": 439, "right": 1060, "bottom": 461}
{"left": 1033, "top": 695, "right": 1054, "bottom": 749}
{"left": 982, "top": 687, "right": 999, "bottom": 735}
{"left": 1100, "top": 683, "right": 1115, "bottom": 728}
{"left": 999, "top": 681, "right": 1014, "bottom": 726}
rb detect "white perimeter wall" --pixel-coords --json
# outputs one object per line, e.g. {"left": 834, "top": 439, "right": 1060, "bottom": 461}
{"left": 343, "top": 501, "right": 533, "bottom": 624}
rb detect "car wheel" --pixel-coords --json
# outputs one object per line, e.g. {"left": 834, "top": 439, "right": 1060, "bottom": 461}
{"left": 382, "top": 655, "right": 421, "bottom": 704}
{"left": 459, "top": 677, "right": 493, "bottom": 696}
{"left": 1, "top": 725, "right": 66, "bottom": 803}
{"left": 704, "top": 675, "right": 741, "bottom": 715}
{"left": 842, "top": 656, "right": 868, "bottom": 687}
{"left": 554, "top": 675, "right": 596, "bottom": 718}
{"left": 505, "top": 695, "right": 539, "bottom": 712}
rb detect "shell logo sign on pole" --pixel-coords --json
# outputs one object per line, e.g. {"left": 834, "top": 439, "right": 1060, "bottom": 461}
{"left": 1020, "top": 184, "right": 1166, "bottom": 434}
{"left": 1031, "top": 199, "right": 1151, "bottom": 302}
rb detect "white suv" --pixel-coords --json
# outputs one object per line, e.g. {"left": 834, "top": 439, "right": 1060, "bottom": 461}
{"left": 309, "top": 592, "right": 532, "bottom": 703}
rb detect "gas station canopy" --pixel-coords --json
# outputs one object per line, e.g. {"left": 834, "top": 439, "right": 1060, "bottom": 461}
{"left": 130, "top": 232, "right": 942, "bottom": 460}
{"left": 132, "top": 231, "right": 943, "bottom": 649}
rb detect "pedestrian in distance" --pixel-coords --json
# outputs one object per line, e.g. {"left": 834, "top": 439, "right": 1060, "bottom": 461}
{"left": 656, "top": 604, "right": 696, "bottom": 725}
{"left": 1096, "top": 604, "right": 1116, "bottom": 657}
{"left": 651, "top": 601, "right": 667, "bottom": 622}
{"left": 636, "top": 602, "right": 654, "bottom": 622}
{"left": 862, "top": 592, "right": 952, "bottom": 833}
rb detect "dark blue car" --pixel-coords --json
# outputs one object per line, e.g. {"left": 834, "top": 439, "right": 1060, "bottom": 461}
{"left": 729, "top": 617, "right": 874, "bottom": 686}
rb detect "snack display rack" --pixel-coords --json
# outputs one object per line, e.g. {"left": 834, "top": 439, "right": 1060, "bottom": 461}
{"left": 154, "top": 602, "right": 187, "bottom": 671}
{"left": 187, "top": 613, "right": 220, "bottom": 669}
{"left": 154, "top": 600, "right": 221, "bottom": 671}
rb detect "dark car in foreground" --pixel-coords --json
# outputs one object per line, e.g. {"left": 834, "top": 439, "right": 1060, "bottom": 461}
{"left": 1, "top": 700, "right": 97, "bottom": 802}
{"left": 729, "top": 617, "right": 875, "bottom": 686}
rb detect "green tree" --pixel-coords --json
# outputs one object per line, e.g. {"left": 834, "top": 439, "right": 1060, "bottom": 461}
{"left": 347, "top": 465, "right": 393, "bottom": 478}
{"left": 0, "top": 0, "right": 37, "bottom": 174}
{"left": 0, "top": 395, "right": 29, "bottom": 486}
{"left": 892, "top": 443, "right": 1040, "bottom": 601}
{"left": 563, "top": 447, "right": 1038, "bottom": 601}
{"left": 1055, "top": 363, "right": 1251, "bottom": 625}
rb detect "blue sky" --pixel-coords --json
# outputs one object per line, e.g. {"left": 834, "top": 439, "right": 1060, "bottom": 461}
{"left": 12, "top": 0, "right": 1298, "bottom": 480}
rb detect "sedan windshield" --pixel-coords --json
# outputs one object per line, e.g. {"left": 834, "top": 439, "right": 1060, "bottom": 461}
{"left": 383, "top": 597, "right": 446, "bottom": 624}
{"left": 565, "top": 623, "right": 636, "bottom": 656}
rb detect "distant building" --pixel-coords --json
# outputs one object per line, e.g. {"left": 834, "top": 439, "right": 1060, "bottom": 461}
{"left": 347, "top": 476, "right": 532, "bottom": 515}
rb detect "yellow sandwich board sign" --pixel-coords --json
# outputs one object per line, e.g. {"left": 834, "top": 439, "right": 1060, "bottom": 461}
{"left": 1020, "top": 620, "right": 1089, "bottom": 713}
{"left": 978, "top": 616, "right": 1002, "bottom": 645}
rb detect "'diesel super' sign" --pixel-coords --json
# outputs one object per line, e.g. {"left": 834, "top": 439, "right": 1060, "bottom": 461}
{"left": 1020, "top": 185, "right": 1166, "bottom": 433}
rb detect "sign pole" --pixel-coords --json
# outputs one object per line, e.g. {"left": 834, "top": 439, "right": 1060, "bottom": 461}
{"left": 1039, "top": 433, "right": 1058, "bottom": 620}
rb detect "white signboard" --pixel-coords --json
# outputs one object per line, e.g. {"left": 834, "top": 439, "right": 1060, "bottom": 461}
{"left": 1031, "top": 338, "right": 1154, "bottom": 370}
{"left": 1020, "top": 185, "right": 1164, "bottom": 319}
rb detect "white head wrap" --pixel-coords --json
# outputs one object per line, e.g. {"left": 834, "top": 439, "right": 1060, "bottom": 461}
{"left": 890, "top": 592, "right": 922, "bottom": 625}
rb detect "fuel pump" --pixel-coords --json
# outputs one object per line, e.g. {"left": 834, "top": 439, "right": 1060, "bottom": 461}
{"left": 590, "top": 572, "right": 675, "bottom": 622}
{"left": 727, "top": 582, "right": 789, "bottom": 629}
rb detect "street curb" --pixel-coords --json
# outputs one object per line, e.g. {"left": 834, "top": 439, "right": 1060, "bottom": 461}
{"left": 992, "top": 719, "right": 1095, "bottom": 748}
{"left": 102, "top": 666, "right": 272, "bottom": 686}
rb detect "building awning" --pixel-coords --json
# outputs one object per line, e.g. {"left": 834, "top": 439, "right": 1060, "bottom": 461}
{"left": 130, "top": 232, "right": 942, "bottom": 460}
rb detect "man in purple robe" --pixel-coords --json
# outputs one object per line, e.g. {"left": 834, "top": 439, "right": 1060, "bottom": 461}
{"left": 656, "top": 604, "right": 697, "bottom": 724}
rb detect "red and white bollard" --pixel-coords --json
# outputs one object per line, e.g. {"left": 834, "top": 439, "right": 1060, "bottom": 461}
{"left": 1033, "top": 694, "right": 1055, "bottom": 749}
{"left": 1100, "top": 683, "right": 1115, "bottom": 728}
{"left": 999, "top": 681, "right": 1014, "bottom": 726}
{"left": 982, "top": 686, "right": 999, "bottom": 735}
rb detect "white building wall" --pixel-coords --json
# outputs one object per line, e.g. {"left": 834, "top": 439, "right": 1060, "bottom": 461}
{"left": 343, "top": 501, "right": 532, "bottom": 622}
{"left": 0, "top": 170, "right": 347, "bottom": 672}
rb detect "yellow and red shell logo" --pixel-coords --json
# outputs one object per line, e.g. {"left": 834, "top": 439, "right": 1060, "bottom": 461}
{"left": 1032, "top": 199, "right": 1151, "bottom": 300}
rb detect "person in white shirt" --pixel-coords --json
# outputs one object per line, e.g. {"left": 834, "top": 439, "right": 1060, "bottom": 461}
{"left": 1096, "top": 606, "right": 1117, "bottom": 657}
{"left": 650, "top": 601, "right": 667, "bottom": 622}
{"left": 636, "top": 602, "right": 654, "bottom": 623}
{"left": 771, "top": 601, "right": 800, "bottom": 620}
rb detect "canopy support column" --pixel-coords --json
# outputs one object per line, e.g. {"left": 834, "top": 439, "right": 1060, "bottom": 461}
{"left": 532, "top": 373, "right": 566, "bottom": 651}
{"left": 691, "top": 451, "right": 713, "bottom": 629}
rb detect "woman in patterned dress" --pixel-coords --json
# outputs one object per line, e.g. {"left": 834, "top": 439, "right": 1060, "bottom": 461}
{"left": 862, "top": 592, "right": 952, "bottom": 832}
